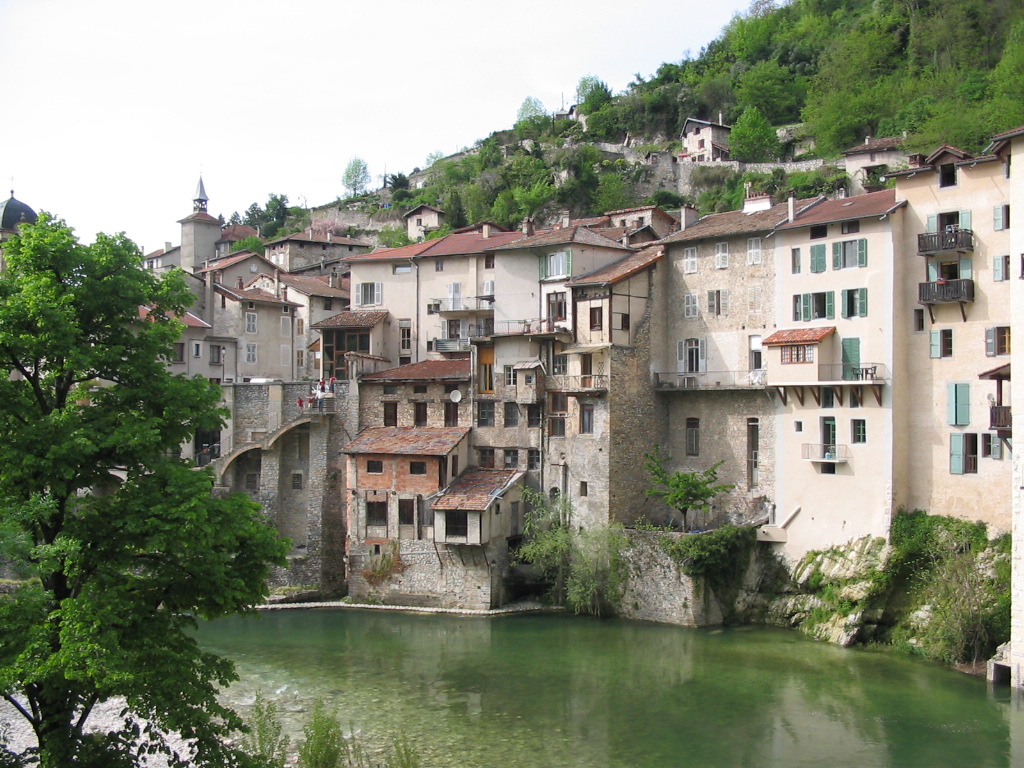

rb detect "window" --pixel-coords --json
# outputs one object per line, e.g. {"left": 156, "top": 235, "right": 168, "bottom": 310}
{"left": 913, "top": 309, "right": 925, "bottom": 332}
{"left": 446, "top": 510, "right": 468, "bottom": 538}
{"left": 209, "top": 345, "right": 222, "bottom": 364}
{"left": 683, "top": 293, "right": 698, "bottom": 318}
{"left": 383, "top": 402, "right": 397, "bottom": 426}
{"left": 444, "top": 401, "right": 459, "bottom": 427}
{"left": 291, "top": 473, "right": 304, "bottom": 490}
{"left": 707, "top": 290, "right": 730, "bottom": 316}
{"left": 293, "top": 318, "right": 304, "bottom": 337}
{"left": 982, "top": 434, "right": 1003, "bottom": 460}
{"left": 841, "top": 220, "right": 860, "bottom": 235}
{"left": 413, "top": 384, "right": 427, "bottom": 394}
{"left": 399, "top": 499, "right": 415, "bottom": 525}
{"left": 590, "top": 307, "right": 603, "bottom": 330}
{"left": 852, "top": 419, "right": 867, "bottom": 444}
{"left": 478, "top": 448, "right": 495, "bottom": 468}
{"left": 366, "top": 460, "right": 384, "bottom": 474}
{"left": 833, "top": 239, "right": 867, "bottom": 269}
{"left": 679, "top": 337, "right": 705, "bottom": 373}
{"left": 410, "top": 461, "right": 427, "bottom": 475}
{"left": 414, "top": 401, "right": 428, "bottom": 427}
{"left": 579, "top": 481, "right": 588, "bottom": 497}
{"left": 683, "top": 247, "right": 697, "bottom": 274}
{"left": 245, "top": 473, "right": 259, "bottom": 491}
{"left": 747, "top": 286, "right": 762, "bottom": 315}
{"left": 435, "top": 260, "right": 444, "bottom": 271}
{"left": 357, "top": 282, "right": 382, "bottom": 306}
{"left": 794, "top": 421, "right": 803, "bottom": 432}
{"left": 810, "top": 224, "right": 827, "bottom": 239}
{"left": 528, "top": 448, "right": 540, "bottom": 470}
{"left": 504, "top": 365, "right": 516, "bottom": 387}
{"left": 985, "top": 326, "right": 1010, "bottom": 357}
{"left": 393, "top": 264, "right": 412, "bottom": 274}
{"left": 547, "top": 251, "right": 569, "bottom": 278}
{"left": 840, "top": 288, "right": 868, "bottom": 318}
{"left": 245, "top": 343, "right": 257, "bottom": 364}
{"left": 191, "top": 341, "right": 202, "bottom": 358}
{"left": 504, "top": 402, "right": 519, "bottom": 427}
{"left": 747, "top": 237, "right": 762, "bottom": 265}
{"left": 809, "top": 243, "right": 827, "bottom": 273}
{"left": 244, "top": 312, "right": 257, "bottom": 334}
{"left": 781, "top": 345, "right": 814, "bottom": 364}
{"left": 793, "top": 291, "right": 834, "bottom": 321}
{"left": 791, "top": 247, "right": 801, "bottom": 274}
{"left": 993, "top": 205, "right": 1010, "bottom": 231}
{"left": 580, "top": 404, "right": 595, "bottom": 434}
{"left": 947, "top": 383, "right": 971, "bottom": 426}
{"left": 477, "top": 401, "right": 495, "bottom": 427}
{"left": 171, "top": 343, "right": 185, "bottom": 363}
{"left": 479, "top": 352, "right": 494, "bottom": 393}
{"left": 950, "top": 433, "right": 978, "bottom": 474}
{"left": 939, "top": 163, "right": 957, "bottom": 187}
{"left": 323, "top": 298, "right": 333, "bottom": 311}
{"left": 552, "top": 354, "right": 568, "bottom": 375}
{"left": 615, "top": 312, "right": 630, "bottom": 330}
{"left": 994, "top": 254, "right": 1010, "bottom": 281}
{"left": 548, "top": 392, "right": 567, "bottom": 437}
{"left": 366, "top": 501, "right": 388, "bottom": 526}
{"left": 821, "top": 387, "right": 834, "bottom": 408}
{"left": 547, "top": 292, "right": 567, "bottom": 321}
{"left": 527, "top": 404, "right": 542, "bottom": 428}
{"left": 484, "top": 253, "right": 495, "bottom": 269}
{"left": 399, "top": 320, "right": 412, "bottom": 352}
{"left": 714, "top": 242, "right": 729, "bottom": 268}
{"left": 280, "top": 344, "right": 290, "bottom": 367}
{"left": 930, "top": 329, "right": 953, "bottom": 358}
{"left": 685, "top": 417, "right": 700, "bottom": 456}
{"left": 504, "top": 449, "right": 519, "bottom": 469}
{"left": 383, "top": 385, "right": 398, "bottom": 395}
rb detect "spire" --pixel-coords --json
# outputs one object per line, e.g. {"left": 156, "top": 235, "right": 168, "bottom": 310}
{"left": 193, "top": 176, "right": 209, "bottom": 213}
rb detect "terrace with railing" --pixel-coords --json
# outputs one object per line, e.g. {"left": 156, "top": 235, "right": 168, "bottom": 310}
{"left": 655, "top": 370, "right": 767, "bottom": 390}
{"left": 428, "top": 297, "right": 495, "bottom": 314}
{"left": 802, "top": 443, "right": 851, "bottom": 462}
{"left": 545, "top": 374, "right": 609, "bottom": 393}
{"left": 918, "top": 279, "right": 974, "bottom": 305}
{"left": 917, "top": 228, "right": 974, "bottom": 255}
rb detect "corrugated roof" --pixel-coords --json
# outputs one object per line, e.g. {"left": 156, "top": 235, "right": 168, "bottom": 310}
{"left": 311, "top": 311, "right": 388, "bottom": 329}
{"left": 659, "top": 197, "right": 821, "bottom": 243}
{"left": 343, "top": 426, "right": 470, "bottom": 456}
{"left": 361, "top": 358, "right": 470, "bottom": 382}
{"left": 763, "top": 327, "right": 836, "bottom": 345}
{"left": 777, "top": 189, "right": 903, "bottom": 230}
{"left": 567, "top": 245, "right": 663, "bottom": 286}
{"left": 432, "top": 469, "right": 522, "bottom": 511}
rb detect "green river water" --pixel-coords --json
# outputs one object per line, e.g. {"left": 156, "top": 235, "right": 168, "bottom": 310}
{"left": 197, "top": 608, "right": 1024, "bottom": 768}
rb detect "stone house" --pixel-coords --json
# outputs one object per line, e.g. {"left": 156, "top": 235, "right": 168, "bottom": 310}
{"left": 842, "top": 136, "right": 909, "bottom": 195}
{"left": 602, "top": 205, "right": 680, "bottom": 240}
{"left": 404, "top": 204, "right": 446, "bottom": 241}
{"left": 263, "top": 229, "right": 371, "bottom": 274}
{"left": 312, "top": 311, "right": 390, "bottom": 380}
{"left": 679, "top": 117, "right": 731, "bottom": 162}
{"left": 210, "top": 284, "right": 300, "bottom": 382}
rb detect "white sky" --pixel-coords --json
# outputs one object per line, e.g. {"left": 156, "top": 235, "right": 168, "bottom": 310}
{"left": 1, "top": 0, "right": 751, "bottom": 253}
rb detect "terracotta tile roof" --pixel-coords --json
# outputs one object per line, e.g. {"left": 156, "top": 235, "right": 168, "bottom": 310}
{"left": 342, "top": 426, "right": 470, "bottom": 456}
{"left": 990, "top": 125, "right": 1024, "bottom": 141}
{"left": 216, "top": 286, "right": 300, "bottom": 307}
{"left": 311, "top": 310, "right": 387, "bottom": 329}
{"left": 342, "top": 240, "right": 436, "bottom": 263}
{"left": 404, "top": 204, "right": 445, "bottom": 217}
{"left": 194, "top": 251, "right": 275, "bottom": 274}
{"left": 567, "top": 246, "right": 663, "bottom": 286}
{"left": 137, "top": 306, "right": 211, "bottom": 328}
{"left": 571, "top": 215, "right": 611, "bottom": 228}
{"left": 263, "top": 230, "right": 369, "bottom": 248}
{"left": 659, "top": 197, "right": 821, "bottom": 244}
{"left": 418, "top": 229, "right": 525, "bottom": 257}
{"left": 763, "top": 327, "right": 836, "bottom": 345}
{"left": 178, "top": 211, "right": 220, "bottom": 225}
{"left": 217, "top": 224, "right": 259, "bottom": 243}
{"left": 979, "top": 362, "right": 1010, "bottom": 380}
{"left": 432, "top": 469, "right": 521, "bottom": 511}
{"left": 361, "top": 358, "right": 470, "bottom": 382}
{"left": 842, "top": 136, "right": 905, "bottom": 155}
{"left": 276, "top": 274, "right": 349, "bottom": 298}
{"left": 777, "top": 189, "right": 904, "bottom": 230}
{"left": 490, "top": 225, "right": 629, "bottom": 251}
{"left": 603, "top": 204, "right": 677, "bottom": 223}
{"left": 924, "top": 144, "right": 972, "bottom": 164}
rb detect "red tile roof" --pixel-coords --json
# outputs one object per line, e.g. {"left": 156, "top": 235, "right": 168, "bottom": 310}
{"left": 342, "top": 426, "right": 470, "bottom": 456}
{"left": 659, "top": 197, "right": 821, "bottom": 243}
{"left": 137, "top": 306, "right": 211, "bottom": 328}
{"left": 567, "top": 246, "right": 663, "bottom": 286}
{"left": 342, "top": 240, "right": 437, "bottom": 263}
{"left": 361, "top": 358, "right": 470, "bottom": 382}
{"left": 776, "top": 189, "right": 903, "bottom": 230}
{"left": 263, "top": 230, "right": 369, "bottom": 248}
{"left": 217, "top": 224, "right": 259, "bottom": 243}
{"left": 215, "top": 286, "right": 300, "bottom": 306}
{"left": 417, "top": 229, "right": 525, "bottom": 257}
{"left": 178, "top": 211, "right": 220, "bottom": 225}
{"left": 194, "top": 251, "right": 275, "bottom": 274}
{"left": 490, "top": 225, "right": 628, "bottom": 251}
{"left": 276, "top": 273, "right": 349, "bottom": 298}
{"left": 432, "top": 469, "right": 521, "bottom": 511}
{"left": 842, "top": 136, "right": 905, "bottom": 155}
{"left": 603, "top": 204, "right": 678, "bottom": 223}
{"left": 312, "top": 311, "right": 387, "bottom": 329}
{"left": 571, "top": 215, "right": 611, "bottom": 228}
{"left": 763, "top": 327, "right": 836, "bottom": 345}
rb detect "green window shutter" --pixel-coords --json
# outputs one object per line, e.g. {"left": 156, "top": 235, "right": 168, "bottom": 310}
{"left": 858, "top": 239, "right": 867, "bottom": 267}
{"left": 992, "top": 436, "right": 1003, "bottom": 460}
{"left": 927, "top": 261, "right": 939, "bottom": 281}
{"left": 947, "top": 383, "right": 958, "bottom": 424}
{"left": 959, "top": 258, "right": 973, "bottom": 279}
{"left": 801, "top": 293, "right": 811, "bottom": 321}
{"left": 926, "top": 214, "right": 937, "bottom": 233}
{"left": 566, "top": 249, "right": 573, "bottom": 275}
{"left": 959, "top": 210, "right": 972, "bottom": 230}
{"left": 833, "top": 242, "right": 843, "bottom": 270}
{"left": 858, "top": 288, "right": 868, "bottom": 317}
{"left": 985, "top": 327, "right": 996, "bottom": 356}
{"left": 994, "top": 206, "right": 1005, "bottom": 231}
{"left": 825, "top": 291, "right": 835, "bottom": 319}
{"left": 539, "top": 255, "right": 547, "bottom": 279}
{"left": 840, "top": 289, "right": 850, "bottom": 318}
{"left": 930, "top": 330, "right": 941, "bottom": 358}
{"left": 950, "top": 433, "right": 965, "bottom": 474}
{"left": 956, "top": 382, "right": 970, "bottom": 425}
{"left": 810, "top": 244, "right": 826, "bottom": 273}
{"left": 994, "top": 254, "right": 1006, "bottom": 281}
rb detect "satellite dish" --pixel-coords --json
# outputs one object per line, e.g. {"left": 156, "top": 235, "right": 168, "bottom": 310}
{"left": 449, "top": 390, "right": 462, "bottom": 403}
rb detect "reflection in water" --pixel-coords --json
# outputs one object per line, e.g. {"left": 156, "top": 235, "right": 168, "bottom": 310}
{"left": 198, "top": 610, "right": 1018, "bottom": 768}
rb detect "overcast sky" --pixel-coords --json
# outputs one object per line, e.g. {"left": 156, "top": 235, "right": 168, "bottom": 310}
{"left": 1, "top": 0, "right": 752, "bottom": 252}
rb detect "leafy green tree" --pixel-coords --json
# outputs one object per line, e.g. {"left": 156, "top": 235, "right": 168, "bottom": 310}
{"left": 516, "top": 96, "right": 547, "bottom": 123}
{"left": 384, "top": 172, "right": 409, "bottom": 190}
{"left": 0, "top": 214, "right": 287, "bottom": 767}
{"left": 735, "top": 61, "right": 805, "bottom": 124}
{"left": 342, "top": 157, "right": 371, "bottom": 197}
{"left": 240, "top": 693, "right": 289, "bottom": 768}
{"left": 988, "top": 19, "right": 1024, "bottom": 131}
{"left": 512, "top": 180, "right": 555, "bottom": 219}
{"left": 377, "top": 226, "right": 412, "bottom": 249}
{"left": 643, "top": 447, "right": 734, "bottom": 531}
{"left": 594, "top": 173, "right": 635, "bottom": 214}
{"left": 575, "top": 75, "right": 612, "bottom": 114}
{"left": 230, "top": 234, "right": 266, "bottom": 255}
{"left": 728, "top": 106, "right": 782, "bottom": 161}
{"left": 296, "top": 701, "right": 343, "bottom": 768}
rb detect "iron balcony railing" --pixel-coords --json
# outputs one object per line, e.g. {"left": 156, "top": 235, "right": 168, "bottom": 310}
{"left": 545, "top": 374, "right": 608, "bottom": 391}
{"left": 655, "top": 370, "right": 767, "bottom": 389}
{"left": 802, "top": 443, "right": 851, "bottom": 462}
{"left": 816, "top": 362, "right": 887, "bottom": 382}
{"left": 429, "top": 297, "right": 495, "bottom": 313}
{"left": 918, "top": 279, "right": 974, "bottom": 304}
{"left": 917, "top": 228, "right": 974, "bottom": 255}
{"left": 991, "top": 405, "right": 1011, "bottom": 431}
{"left": 434, "top": 338, "right": 471, "bottom": 352}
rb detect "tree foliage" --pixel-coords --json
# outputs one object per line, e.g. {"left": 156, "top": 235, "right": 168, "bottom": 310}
{"left": 0, "top": 214, "right": 287, "bottom": 767}
{"left": 643, "top": 447, "right": 734, "bottom": 531}
{"left": 230, "top": 234, "right": 266, "bottom": 255}
{"left": 728, "top": 106, "right": 782, "bottom": 161}
{"left": 342, "top": 157, "right": 371, "bottom": 198}
{"left": 242, "top": 193, "right": 290, "bottom": 239}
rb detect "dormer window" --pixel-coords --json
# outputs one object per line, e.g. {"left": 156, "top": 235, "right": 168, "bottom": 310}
{"left": 939, "top": 163, "right": 957, "bottom": 188}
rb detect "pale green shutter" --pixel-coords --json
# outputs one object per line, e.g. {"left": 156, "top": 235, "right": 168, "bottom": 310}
{"left": 833, "top": 242, "right": 843, "bottom": 270}
{"left": 840, "top": 289, "right": 850, "bottom": 318}
{"left": 926, "top": 214, "right": 938, "bottom": 233}
{"left": 930, "top": 330, "right": 941, "bottom": 358}
{"left": 927, "top": 261, "right": 939, "bottom": 281}
{"left": 985, "top": 328, "right": 996, "bottom": 356}
{"left": 811, "top": 244, "right": 826, "bottom": 273}
{"left": 959, "top": 210, "right": 972, "bottom": 230}
{"left": 825, "top": 291, "right": 835, "bottom": 319}
{"left": 841, "top": 338, "right": 860, "bottom": 380}
{"left": 959, "top": 258, "right": 973, "bottom": 279}
{"left": 801, "top": 294, "right": 812, "bottom": 321}
{"left": 858, "top": 239, "right": 867, "bottom": 267}
{"left": 566, "top": 249, "right": 573, "bottom": 275}
{"left": 950, "top": 433, "right": 965, "bottom": 474}
{"left": 858, "top": 288, "right": 868, "bottom": 317}
{"left": 956, "top": 383, "right": 970, "bottom": 425}
{"left": 947, "top": 383, "right": 958, "bottom": 424}
{"left": 539, "top": 255, "right": 547, "bottom": 279}
{"left": 994, "top": 255, "right": 1006, "bottom": 281}
{"left": 992, "top": 436, "right": 1003, "bottom": 460}
{"left": 994, "top": 205, "right": 1005, "bottom": 231}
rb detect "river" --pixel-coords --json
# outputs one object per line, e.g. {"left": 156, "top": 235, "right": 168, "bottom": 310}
{"left": 197, "top": 608, "right": 1024, "bottom": 768}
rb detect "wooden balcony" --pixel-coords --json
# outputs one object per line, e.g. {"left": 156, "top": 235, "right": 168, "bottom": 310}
{"left": 917, "top": 228, "right": 974, "bottom": 255}
{"left": 802, "top": 443, "right": 850, "bottom": 463}
{"left": 991, "top": 405, "right": 1011, "bottom": 433}
{"left": 918, "top": 279, "right": 974, "bottom": 305}
{"left": 656, "top": 370, "right": 766, "bottom": 390}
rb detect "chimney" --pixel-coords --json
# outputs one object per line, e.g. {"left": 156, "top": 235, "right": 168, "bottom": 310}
{"left": 165, "top": 241, "right": 172, "bottom": 253}
{"left": 274, "top": 270, "right": 281, "bottom": 298}
{"left": 679, "top": 205, "right": 699, "bottom": 231}
{"left": 281, "top": 285, "right": 288, "bottom": 302}
{"left": 788, "top": 192, "right": 796, "bottom": 223}
{"left": 865, "top": 135, "right": 872, "bottom": 145}
{"left": 236, "top": 276, "right": 244, "bottom": 289}
{"left": 327, "top": 232, "right": 333, "bottom": 243}
{"left": 522, "top": 217, "right": 535, "bottom": 236}
{"left": 560, "top": 210, "right": 570, "bottom": 228}
{"left": 482, "top": 223, "right": 492, "bottom": 239}
{"left": 718, "top": 111, "right": 723, "bottom": 126}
